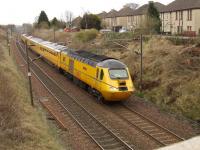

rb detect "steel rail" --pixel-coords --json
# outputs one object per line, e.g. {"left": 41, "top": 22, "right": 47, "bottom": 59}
{"left": 116, "top": 104, "right": 185, "bottom": 146}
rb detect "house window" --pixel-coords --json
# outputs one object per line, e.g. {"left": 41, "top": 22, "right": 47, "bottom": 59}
{"left": 176, "top": 11, "right": 178, "bottom": 20}
{"left": 180, "top": 11, "right": 183, "bottom": 20}
{"left": 187, "top": 26, "right": 192, "bottom": 31}
{"left": 128, "top": 16, "right": 131, "bottom": 23}
{"left": 177, "top": 26, "right": 183, "bottom": 34}
{"left": 187, "top": 10, "right": 192, "bottom": 21}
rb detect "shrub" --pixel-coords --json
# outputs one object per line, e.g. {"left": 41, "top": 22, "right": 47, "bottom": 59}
{"left": 167, "top": 36, "right": 195, "bottom": 45}
{"left": 80, "top": 14, "right": 101, "bottom": 30}
{"left": 74, "top": 29, "right": 98, "bottom": 43}
{"left": 38, "top": 21, "right": 50, "bottom": 29}
{"left": 104, "top": 32, "right": 136, "bottom": 41}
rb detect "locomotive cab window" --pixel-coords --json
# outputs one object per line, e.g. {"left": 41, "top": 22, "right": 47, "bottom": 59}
{"left": 109, "top": 69, "right": 128, "bottom": 79}
{"left": 100, "top": 69, "right": 104, "bottom": 80}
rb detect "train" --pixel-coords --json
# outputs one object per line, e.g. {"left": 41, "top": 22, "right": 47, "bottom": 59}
{"left": 21, "top": 34, "right": 135, "bottom": 101}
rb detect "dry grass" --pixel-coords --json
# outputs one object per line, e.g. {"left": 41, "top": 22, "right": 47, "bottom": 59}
{"left": 124, "top": 37, "right": 200, "bottom": 121}
{"left": 33, "top": 29, "right": 99, "bottom": 50}
{"left": 33, "top": 29, "right": 72, "bottom": 44}
{"left": 0, "top": 29, "right": 63, "bottom": 150}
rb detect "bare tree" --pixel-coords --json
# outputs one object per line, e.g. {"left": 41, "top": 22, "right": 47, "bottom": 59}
{"left": 124, "top": 3, "right": 139, "bottom": 10}
{"left": 64, "top": 10, "right": 74, "bottom": 28}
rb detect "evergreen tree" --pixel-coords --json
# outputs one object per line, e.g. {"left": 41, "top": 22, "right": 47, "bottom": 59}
{"left": 80, "top": 14, "right": 101, "bottom": 30}
{"left": 146, "top": 2, "right": 161, "bottom": 33}
{"left": 50, "top": 17, "right": 66, "bottom": 29}
{"left": 51, "top": 17, "right": 59, "bottom": 27}
{"left": 38, "top": 11, "right": 50, "bottom": 27}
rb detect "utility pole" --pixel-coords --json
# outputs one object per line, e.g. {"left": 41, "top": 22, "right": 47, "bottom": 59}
{"left": 7, "top": 30, "right": 11, "bottom": 56}
{"left": 53, "top": 26, "right": 56, "bottom": 42}
{"left": 85, "top": 13, "right": 88, "bottom": 29}
{"left": 140, "top": 34, "right": 143, "bottom": 92}
{"left": 25, "top": 41, "right": 34, "bottom": 106}
{"left": 10, "top": 27, "right": 12, "bottom": 36}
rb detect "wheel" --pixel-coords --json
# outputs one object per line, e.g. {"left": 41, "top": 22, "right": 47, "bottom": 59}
{"left": 73, "top": 77, "right": 79, "bottom": 85}
{"left": 59, "top": 68, "right": 64, "bottom": 74}
{"left": 88, "top": 86, "right": 93, "bottom": 95}
{"left": 97, "top": 93, "right": 103, "bottom": 101}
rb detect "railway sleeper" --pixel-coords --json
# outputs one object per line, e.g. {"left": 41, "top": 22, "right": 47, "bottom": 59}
{"left": 150, "top": 132, "right": 167, "bottom": 136}
{"left": 102, "top": 142, "right": 123, "bottom": 149}
{"left": 157, "top": 136, "right": 172, "bottom": 140}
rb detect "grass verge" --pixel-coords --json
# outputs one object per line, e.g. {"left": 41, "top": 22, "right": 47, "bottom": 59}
{"left": 0, "top": 29, "right": 63, "bottom": 150}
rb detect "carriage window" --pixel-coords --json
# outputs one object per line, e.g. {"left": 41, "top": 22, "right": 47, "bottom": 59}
{"left": 96, "top": 69, "right": 99, "bottom": 79}
{"left": 100, "top": 70, "right": 104, "bottom": 80}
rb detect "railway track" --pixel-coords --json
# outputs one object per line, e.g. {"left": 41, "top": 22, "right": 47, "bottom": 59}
{"left": 111, "top": 104, "right": 185, "bottom": 146}
{"left": 16, "top": 40, "right": 136, "bottom": 150}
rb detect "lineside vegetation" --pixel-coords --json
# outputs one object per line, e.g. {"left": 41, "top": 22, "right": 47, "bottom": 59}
{"left": 0, "top": 28, "right": 63, "bottom": 150}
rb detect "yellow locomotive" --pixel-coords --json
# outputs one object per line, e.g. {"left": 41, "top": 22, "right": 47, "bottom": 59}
{"left": 21, "top": 34, "right": 135, "bottom": 101}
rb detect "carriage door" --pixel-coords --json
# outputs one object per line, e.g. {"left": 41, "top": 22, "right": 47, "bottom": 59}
{"left": 69, "top": 59, "right": 74, "bottom": 74}
{"left": 95, "top": 68, "right": 99, "bottom": 89}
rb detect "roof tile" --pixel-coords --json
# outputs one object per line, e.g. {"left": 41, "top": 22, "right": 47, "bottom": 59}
{"left": 162, "top": 0, "right": 200, "bottom": 12}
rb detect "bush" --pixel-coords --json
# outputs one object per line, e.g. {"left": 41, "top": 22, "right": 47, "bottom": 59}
{"left": 38, "top": 21, "right": 50, "bottom": 29}
{"left": 104, "top": 32, "right": 136, "bottom": 41}
{"left": 80, "top": 14, "right": 101, "bottom": 30}
{"left": 167, "top": 36, "right": 196, "bottom": 45}
{"left": 74, "top": 29, "right": 98, "bottom": 43}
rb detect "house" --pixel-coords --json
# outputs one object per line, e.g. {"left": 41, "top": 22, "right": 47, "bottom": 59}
{"left": 105, "top": 9, "right": 118, "bottom": 30}
{"left": 160, "top": 0, "right": 200, "bottom": 36}
{"left": 72, "top": 16, "right": 82, "bottom": 28}
{"left": 132, "top": 2, "right": 166, "bottom": 29}
{"left": 115, "top": 6, "right": 135, "bottom": 30}
{"left": 102, "top": 2, "right": 166, "bottom": 31}
{"left": 74, "top": 0, "right": 200, "bottom": 35}
{"left": 98, "top": 11, "right": 107, "bottom": 20}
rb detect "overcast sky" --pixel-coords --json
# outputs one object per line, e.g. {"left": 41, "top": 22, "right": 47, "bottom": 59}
{"left": 0, "top": 0, "right": 174, "bottom": 25}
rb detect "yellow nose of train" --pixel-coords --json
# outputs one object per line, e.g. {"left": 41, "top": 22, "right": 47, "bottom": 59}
{"left": 95, "top": 59, "right": 134, "bottom": 101}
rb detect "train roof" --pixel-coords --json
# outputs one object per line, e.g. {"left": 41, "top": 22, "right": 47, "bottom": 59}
{"left": 40, "top": 41, "right": 67, "bottom": 52}
{"left": 97, "top": 59, "right": 127, "bottom": 68}
{"left": 68, "top": 50, "right": 126, "bottom": 68}
{"left": 74, "top": 50, "right": 112, "bottom": 62}
{"left": 68, "top": 50, "right": 113, "bottom": 67}
{"left": 22, "top": 34, "right": 126, "bottom": 68}
{"left": 22, "top": 34, "right": 68, "bottom": 52}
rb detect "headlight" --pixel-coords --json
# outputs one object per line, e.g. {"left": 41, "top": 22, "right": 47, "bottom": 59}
{"left": 110, "top": 86, "right": 118, "bottom": 91}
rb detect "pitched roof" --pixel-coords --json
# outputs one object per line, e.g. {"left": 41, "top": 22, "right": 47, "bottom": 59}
{"left": 161, "top": 0, "right": 200, "bottom": 12}
{"left": 72, "top": 16, "right": 82, "bottom": 26}
{"left": 97, "top": 11, "right": 107, "bottom": 19}
{"left": 106, "top": 9, "right": 118, "bottom": 18}
{"left": 116, "top": 7, "right": 135, "bottom": 17}
{"left": 133, "top": 2, "right": 166, "bottom": 15}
